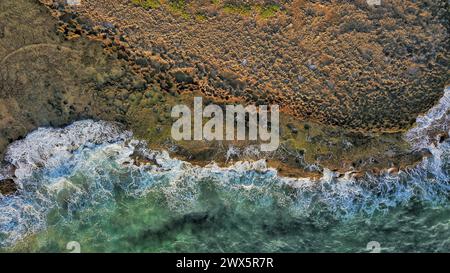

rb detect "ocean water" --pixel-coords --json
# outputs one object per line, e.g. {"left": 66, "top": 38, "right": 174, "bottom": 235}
{"left": 0, "top": 89, "right": 449, "bottom": 253}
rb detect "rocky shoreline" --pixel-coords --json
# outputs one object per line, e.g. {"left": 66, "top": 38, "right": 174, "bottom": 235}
{"left": 0, "top": 0, "right": 449, "bottom": 195}
{"left": 64, "top": 0, "right": 449, "bottom": 131}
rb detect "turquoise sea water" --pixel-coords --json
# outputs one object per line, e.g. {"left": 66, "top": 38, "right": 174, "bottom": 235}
{"left": 0, "top": 90, "right": 449, "bottom": 253}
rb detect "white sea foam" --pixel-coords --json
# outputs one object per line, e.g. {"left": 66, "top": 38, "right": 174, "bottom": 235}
{"left": 4, "top": 120, "right": 131, "bottom": 181}
{"left": 405, "top": 87, "right": 449, "bottom": 149}
{"left": 0, "top": 87, "right": 449, "bottom": 248}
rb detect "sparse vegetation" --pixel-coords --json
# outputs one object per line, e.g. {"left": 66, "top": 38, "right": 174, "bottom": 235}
{"left": 194, "top": 13, "right": 208, "bottom": 21}
{"left": 131, "top": 0, "right": 190, "bottom": 19}
{"left": 131, "top": 0, "right": 161, "bottom": 9}
{"left": 223, "top": 3, "right": 252, "bottom": 16}
{"left": 167, "top": 0, "right": 185, "bottom": 11}
{"left": 257, "top": 4, "right": 281, "bottom": 19}
{"left": 166, "top": 0, "right": 190, "bottom": 19}
{"left": 131, "top": 0, "right": 281, "bottom": 20}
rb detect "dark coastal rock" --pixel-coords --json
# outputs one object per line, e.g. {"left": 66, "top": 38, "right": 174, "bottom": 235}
{"left": 438, "top": 132, "right": 449, "bottom": 143}
{"left": 172, "top": 69, "right": 194, "bottom": 84}
{"left": 306, "top": 62, "right": 317, "bottom": 71}
{"left": 0, "top": 23, "right": 4, "bottom": 39}
{"left": 132, "top": 78, "right": 147, "bottom": 91}
{"left": 101, "top": 22, "right": 115, "bottom": 30}
{"left": 418, "top": 148, "right": 433, "bottom": 158}
{"left": 59, "top": 12, "right": 76, "bottom": 23}
{"left": 117, "top": 51, "right": 129, "bottom": 61}
{"left": 325, "top": 80, "right": 335, "bottom": 90}
{"left": 135, "top": 57, "right": 149, "bottom": 67}
{"left": 297, "top": 75, "right": 306, "bottom": 83}
{"left": 408, "top": 148, "right": 432, "bottom": 162}
{"left": 0, "top": 179, "right": 17, "bottom": 195}
{"left": 287, "top": 123, "right": 298, "bottom": 134}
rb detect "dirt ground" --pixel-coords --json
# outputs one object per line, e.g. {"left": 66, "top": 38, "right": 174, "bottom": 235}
{"left": 67, "top": 0, "right": 448, "bottom": 131}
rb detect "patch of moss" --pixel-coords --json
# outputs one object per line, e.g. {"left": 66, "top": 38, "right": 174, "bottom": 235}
{"left": 258, "top": 4, "right": 281, "bottom": 19}
{"left": 223, "top": 3, "right": 252, "bottom": 16}
{"left": 132, "top": 0, "right": 281, "bottom": 21}
{"left": 195, "top": 13, "right": 208, "bottom": 21}
{"left": 166, "top": 0, "right": 190, "bottom": 19}
{"left": 131, "top": 0, "right": 161, "bottom": 9}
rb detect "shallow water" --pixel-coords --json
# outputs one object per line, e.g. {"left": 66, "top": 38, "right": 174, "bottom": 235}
{"left": 0, "top": 89, "right": 449, "bottom": 253}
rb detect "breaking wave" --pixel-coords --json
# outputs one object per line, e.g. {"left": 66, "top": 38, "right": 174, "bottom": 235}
{"left": 405, "top": 87, "right": 449, "bottom": 149}
{"left": 0, "top": 88, "right": 449, "bottom": 250}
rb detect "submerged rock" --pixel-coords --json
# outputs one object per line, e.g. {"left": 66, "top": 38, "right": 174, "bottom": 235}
{"left": 0, "top": 179, "right": 17, "bottom": 195}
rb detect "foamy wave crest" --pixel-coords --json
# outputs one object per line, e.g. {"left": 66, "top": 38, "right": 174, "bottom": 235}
{"left": 405, "top": 87, "right": 449, "bottom": 149}
{"left": 0, "top": 120, "right": 132, "bottom": 247}
{"left": 0, "top": 105, "right": 449, "bottom": 248}
{"left": 4, "top": 120, "right": 131, "bottom": 181}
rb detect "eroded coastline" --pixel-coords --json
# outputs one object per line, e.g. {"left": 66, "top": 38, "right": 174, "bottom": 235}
{"left": 1, "top": 0, "right": 448, "bottom": 183}
{"left": 0, "top": 102, "right": 449, "bottom": 250}
{"left": 0, "top": 86, "right": 448, "bottom": 249}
